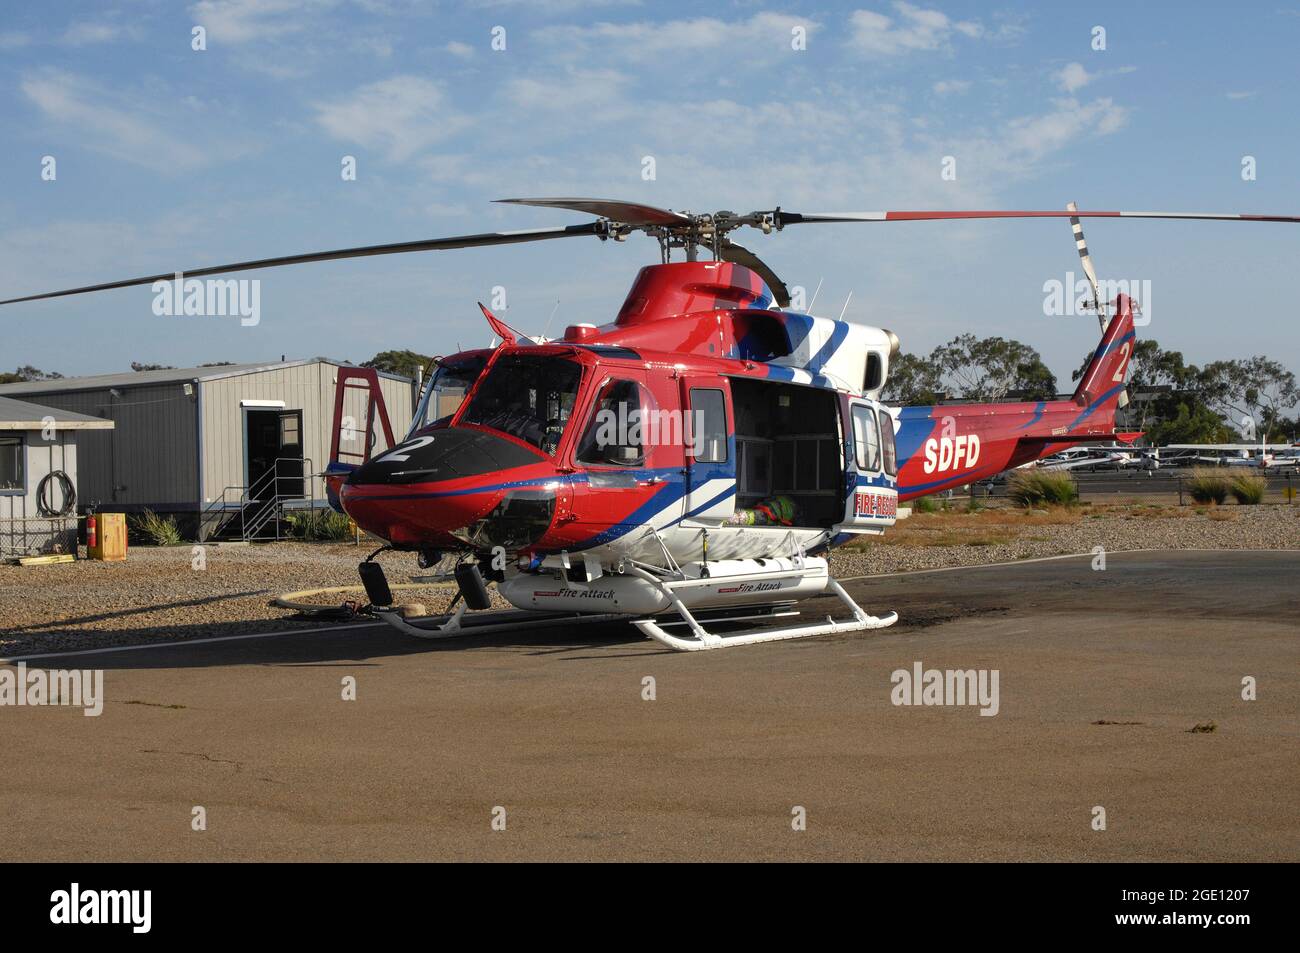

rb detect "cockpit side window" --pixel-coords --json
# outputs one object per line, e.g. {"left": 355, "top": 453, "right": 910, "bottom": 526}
{"left": 408, "top": 356, "right": 485, "bottom": 437}
{"left": 576, "top": 379, "right": 650, "bottom": 467}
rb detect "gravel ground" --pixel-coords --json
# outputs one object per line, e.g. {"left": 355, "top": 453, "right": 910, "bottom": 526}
{"left": 2, "top": 504, "right": 1295, "bottom": 657}
{"left": 0, "top": 543, "right": 469, "bottom": 657}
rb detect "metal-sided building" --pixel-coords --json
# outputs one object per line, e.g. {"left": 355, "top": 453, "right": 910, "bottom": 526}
{"left": 0, "top": 358, "right": 414, "bottom": 536}
{"left": 1, "top": 395, "right": 114, "bottom": 558}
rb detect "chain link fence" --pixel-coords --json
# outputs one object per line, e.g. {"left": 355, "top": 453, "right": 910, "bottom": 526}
{"left": 0, "top": 517, "right": 79, "bottom": 561}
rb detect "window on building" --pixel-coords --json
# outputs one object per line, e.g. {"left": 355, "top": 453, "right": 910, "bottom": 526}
{"left": 279, "top": 412, "right": 300, "bottom": 449}
{"left": 0, "top": 436, "right": 23, "bottom": 491}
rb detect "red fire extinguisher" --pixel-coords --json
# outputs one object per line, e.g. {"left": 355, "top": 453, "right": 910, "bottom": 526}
{"left": 87, "top": 513, "right": 97, "bottom": 550}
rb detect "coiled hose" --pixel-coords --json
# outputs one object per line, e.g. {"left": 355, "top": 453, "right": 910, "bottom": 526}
{"left": 37, "top": 470, "right": 76, "bottom": 517}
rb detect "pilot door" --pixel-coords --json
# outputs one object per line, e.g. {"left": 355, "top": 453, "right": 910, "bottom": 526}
{"left": 568, "top": 369, "right": 677, "bottom": 545}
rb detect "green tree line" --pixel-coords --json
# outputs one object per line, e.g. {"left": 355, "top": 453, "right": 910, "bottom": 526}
{"left": 883, "top": 336, "right": 1298, "bottom": 444}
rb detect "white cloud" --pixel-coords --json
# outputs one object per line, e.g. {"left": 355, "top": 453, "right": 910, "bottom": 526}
{"left": 62, "top": 23, "right": 115, "bottom": 45}
{"left": 314, "top": 76, "right": 471, "bottom": 161}
{"left": 411, "top": 83, "right": 1129, "bottom": 221}
{"left": 476, "top": 0, "right": 642, "bottom": 9}
{"left": 190, "top": 0, "right": 337, "bottom": 44}
{"left": 19, "top": 70, "right": 236, "bottom": 172}
{"left": 1056, "top": 62, "right": 1136, "bottom": 93}
{"left": 1056, "top": 62, "right": 1092, "bottom": 93}
{"left": 505, "top": 68, "right": 632, "bottom": 115}
{"left": 534, "top": 12, "right": 819, "bottom": 62}
{"left": 933, "top": 79, "right": 971, "bottom": 95}
{"left": 444, "top": 40, "right": 475, "bottom": 59}
{"left": 847, "top": 3, "right": 984, "bottom": 55}
{"left": 61, "top": 22, "right": 135, "bottom": 46}
{"left": 999, "top": 97, "right": 1128, "bottom": 166}
{"left": 0, "top": 31, "right": 32, "bottom": 49}
{"left": 352, "top": 34, "right": 394, "bottom": 58}
{"left": 1226, "top": 90, "right": 1257, "bottom": 100}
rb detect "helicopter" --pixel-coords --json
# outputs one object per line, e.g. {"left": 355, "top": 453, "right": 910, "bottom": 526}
{"left": 4, "top": 198, "right": 1297, "bottom": 651}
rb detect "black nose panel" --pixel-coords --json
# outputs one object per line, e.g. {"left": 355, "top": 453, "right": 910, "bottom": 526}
{"left": 347, "top": 426, "right": 544, "bottom": 486}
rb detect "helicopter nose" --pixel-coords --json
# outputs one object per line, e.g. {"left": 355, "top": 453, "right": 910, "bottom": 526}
{"left": 349, "top": 426, "right": 544, "bottom": 487}
{"left": 338, "top": 427, "right": 548, "bottom": 544}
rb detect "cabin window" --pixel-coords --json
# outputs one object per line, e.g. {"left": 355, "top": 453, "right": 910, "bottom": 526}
{"left": 576, "top": 379, "right": 650, "bottom": 466}
{"left": 878, "top": 409, "right": 898, "bottom": 476}
{"left": 0, "top": 436, "right": 23, "bottom": 492}
{"left": 852, "top": 405, "right": 881, "bottom": 472}
{"left": 689, "top": 388, "right": 727, "bottom": 463}
{"left": 865, "top": 352, "right": 884, "bottom": 391}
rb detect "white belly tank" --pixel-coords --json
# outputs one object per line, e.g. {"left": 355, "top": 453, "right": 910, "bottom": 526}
{"left": 498, "top": 557, "right": 830, "bottom": 615}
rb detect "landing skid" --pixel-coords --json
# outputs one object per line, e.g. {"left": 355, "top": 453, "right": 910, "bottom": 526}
{"left": 371, "top": 579, "right": 896, "bottom": 652}
{"left": 372, "top": 605, "right": 627, "bottom": 640}
{"left": 625, "top": 569, "right": 897, "bottom": 651}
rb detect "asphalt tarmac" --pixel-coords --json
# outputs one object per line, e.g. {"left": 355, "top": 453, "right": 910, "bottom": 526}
{"left": 2, "top": 550, "right": 1295, "bottom": 861}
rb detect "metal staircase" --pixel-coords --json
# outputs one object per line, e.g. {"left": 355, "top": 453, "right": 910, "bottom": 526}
{"left": 199, "top": 457, "right": 317, "bottom": 542}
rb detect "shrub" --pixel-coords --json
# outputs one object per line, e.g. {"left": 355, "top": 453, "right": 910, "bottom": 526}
{"left": 132, "top": 509, "right": 182, "bottom": 546}
{"left": 286, "top": 509, "right": 354, "bottom": 541}
{"left": 912, "top": 495, "right": 940, "bottom": 514}
{"left": 1185, "top": 469, "right": 1229, "bottom": 505}
{"left": 1229, "top": 473, "right": 1266, "bottom": 505}
{"left": 1008, "top": 469, "right": 1079, "bottom": 507}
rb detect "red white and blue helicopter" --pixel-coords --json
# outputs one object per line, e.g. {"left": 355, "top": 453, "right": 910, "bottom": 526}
{"left": 5, "top": 198, "right": 1297, "bottom": 650}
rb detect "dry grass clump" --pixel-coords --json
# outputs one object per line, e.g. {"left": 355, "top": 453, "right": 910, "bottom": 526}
{"left": 1008, "top": 469, "right": 1079, "bottom": 507}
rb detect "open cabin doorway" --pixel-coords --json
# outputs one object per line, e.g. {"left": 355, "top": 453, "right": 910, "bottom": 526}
{"left": 244, "top": 408, "right": 304, "bottom": 500}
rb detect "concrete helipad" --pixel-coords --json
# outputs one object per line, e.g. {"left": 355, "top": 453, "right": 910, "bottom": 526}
{"left": 1, "top": 550, "right": 1295, "bottom": 861}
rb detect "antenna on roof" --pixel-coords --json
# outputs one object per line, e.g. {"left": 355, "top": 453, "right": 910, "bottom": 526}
{"left": 541, "top": 299, "right": 560, "bottom": 340}
{"left": 837, "top": 291, "right": 853, "bottom": 322}
{"left": 807, "top": 277, "right": 824, "bottom": 313}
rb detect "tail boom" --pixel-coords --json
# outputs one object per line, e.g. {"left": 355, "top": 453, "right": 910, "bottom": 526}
{"left": 890, "top": 296, "right": 1136, "bottom": 500}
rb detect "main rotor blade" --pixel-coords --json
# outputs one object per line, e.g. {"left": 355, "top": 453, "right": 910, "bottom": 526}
{"left": 496, "top": 197, "right": 692, "bottom": 227}
{"left": 718, "top": 239, "right": 791, "bottom": 309}
{"left": 775, "top": 210, "right": 1300, "bottom": 225}
{"left": 0, "top": 222, "right": 603, "bottom": 307}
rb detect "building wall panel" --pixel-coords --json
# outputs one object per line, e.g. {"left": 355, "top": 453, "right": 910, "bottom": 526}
{"left": 200, "top": 363, "right": 413, "bottom": 506}
{"left": 8, "top": 386, "right": 197, "bottom": 508}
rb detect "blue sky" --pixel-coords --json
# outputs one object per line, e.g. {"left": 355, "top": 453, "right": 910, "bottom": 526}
{"left": 2, "top": 0, "right": 1298, "bottom": 382}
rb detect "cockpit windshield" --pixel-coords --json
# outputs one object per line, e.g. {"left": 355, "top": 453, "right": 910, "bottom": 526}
{"left": 407, "top": 355, "right": 487, "bottom": 437}
{"left": 460, "top": 353, "right": 582, "bottom": 455}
